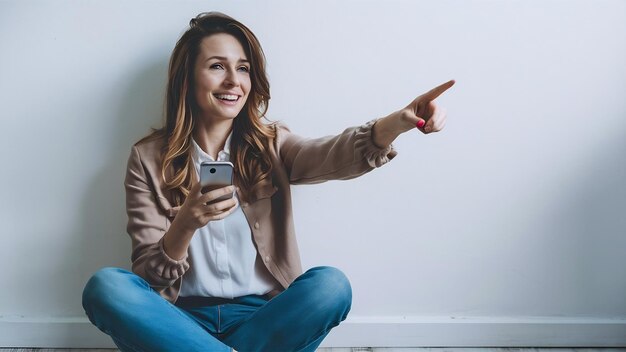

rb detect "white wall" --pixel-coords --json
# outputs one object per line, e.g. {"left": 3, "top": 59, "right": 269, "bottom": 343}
{"left": 1, "top": 0, "right": 625, "bottom": 347}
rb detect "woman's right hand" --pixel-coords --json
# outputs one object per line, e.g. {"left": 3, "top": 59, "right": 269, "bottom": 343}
{"left": 174, "top": 182, "right": 239, "bottom": 232}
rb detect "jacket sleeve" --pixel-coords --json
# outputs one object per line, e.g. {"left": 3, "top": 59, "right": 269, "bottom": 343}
{"left": 124, "top": 145, "right": 190, "bottom": 292}
{"left": 277, "top": 118, "right": 398, "bottom": 184}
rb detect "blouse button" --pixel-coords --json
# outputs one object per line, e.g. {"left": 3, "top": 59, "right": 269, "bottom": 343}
{"left": 242, "top": 202, "right": 248, "bottom": 208}
{"left": 254, "top": 222, "right": 260, "bottom": 229}
{"left": 264, "top": 255, "right": 270, "bottom": 263}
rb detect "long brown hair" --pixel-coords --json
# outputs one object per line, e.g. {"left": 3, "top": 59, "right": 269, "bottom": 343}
{"left": 138, "top": 12, "right": 276, "bottom": 206}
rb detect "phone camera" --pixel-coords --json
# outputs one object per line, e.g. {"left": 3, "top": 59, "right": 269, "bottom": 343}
{"left": 210, "top": 168, "right": 216, "bottom": 174}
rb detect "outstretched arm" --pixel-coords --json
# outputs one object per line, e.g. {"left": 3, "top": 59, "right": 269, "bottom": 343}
{"left": 276, "top": 79, "right": 455, "bottom": 184}
{"left": 277, "top": 119, "right": 398, "bottom": 185}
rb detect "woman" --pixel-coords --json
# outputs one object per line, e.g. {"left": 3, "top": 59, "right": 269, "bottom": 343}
{"left": 82, "top": 11, "right": 454, "bottom": 352}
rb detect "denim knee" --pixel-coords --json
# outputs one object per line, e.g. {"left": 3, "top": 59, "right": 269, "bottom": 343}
{"left": 305, "top": 266, "right": 352, "bottom": 318}
{"left": 82, "top": 267, "right": 143, "bottom": 317}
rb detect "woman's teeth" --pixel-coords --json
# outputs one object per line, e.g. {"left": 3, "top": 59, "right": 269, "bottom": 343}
{"left": 214, "top": 94, "right": 238, "bottom": 101}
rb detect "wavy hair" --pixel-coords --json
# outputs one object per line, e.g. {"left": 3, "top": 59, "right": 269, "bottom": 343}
{"left": 138, "top": 12, "right": 276, "bottom": 206}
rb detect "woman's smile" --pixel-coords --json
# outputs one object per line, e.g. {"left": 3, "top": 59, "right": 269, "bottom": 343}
{"left": 213, "top": 93, "right": 241, "bottom": 105}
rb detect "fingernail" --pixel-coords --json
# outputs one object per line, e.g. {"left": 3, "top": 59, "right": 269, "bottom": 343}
{"left": 417, "top": 120, "right": 425, "bottom": 128}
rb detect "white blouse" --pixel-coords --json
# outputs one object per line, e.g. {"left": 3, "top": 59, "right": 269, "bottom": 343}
{"left": 178, "top": 132, "right": 280, "bottom": 298}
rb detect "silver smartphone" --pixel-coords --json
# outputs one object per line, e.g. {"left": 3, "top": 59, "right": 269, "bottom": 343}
{"left": 200, "top": 161, "right": 234, "bottom": 204}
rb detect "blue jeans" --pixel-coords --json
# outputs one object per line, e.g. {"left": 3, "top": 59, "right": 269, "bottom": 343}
{"left": 82, "top": 266, "right": 352, "bottom": 352}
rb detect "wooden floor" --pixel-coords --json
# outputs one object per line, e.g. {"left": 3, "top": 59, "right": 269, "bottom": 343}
{"left": 1, "top": 349, "right": 625, "bottom": 352}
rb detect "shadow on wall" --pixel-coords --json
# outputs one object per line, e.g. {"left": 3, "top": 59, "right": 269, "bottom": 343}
{"left": 70, "top": 54, "right": 170, "bottom": 315}
{"left": 536, "top": 124, "right": 626, "bottom": 316}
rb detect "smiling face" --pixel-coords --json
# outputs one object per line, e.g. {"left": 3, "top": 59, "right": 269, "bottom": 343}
{"left": 192, "top": 33, "right": 251, "bottom": 123}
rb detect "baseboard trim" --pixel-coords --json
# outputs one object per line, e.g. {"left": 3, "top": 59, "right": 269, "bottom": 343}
{"left": 1, "top": 316, "right": 625, "bottom": 348}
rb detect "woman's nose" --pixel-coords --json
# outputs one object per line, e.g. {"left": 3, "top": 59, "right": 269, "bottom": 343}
{"left": 223, "top": 68, "right": 240, "bottom": 87}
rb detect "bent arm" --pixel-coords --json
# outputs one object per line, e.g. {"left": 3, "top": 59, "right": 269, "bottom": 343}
{"left": 125, "top": 145, "right": 190, "bottom": 292}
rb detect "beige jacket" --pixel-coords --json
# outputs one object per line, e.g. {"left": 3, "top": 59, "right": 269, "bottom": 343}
{"left": 124, "top": 118, "right": 397, "bottom": 303}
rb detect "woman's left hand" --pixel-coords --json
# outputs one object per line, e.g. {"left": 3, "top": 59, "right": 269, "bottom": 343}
{"left": 400, "top": 79, "right": 455, "bottom": 134}
{"left": 372, "top": 79, "right": 455, "bottom": 148}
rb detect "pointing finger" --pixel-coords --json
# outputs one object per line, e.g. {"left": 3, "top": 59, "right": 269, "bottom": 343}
{"left": 422, "top": 79, "right": 455, "bottom": 102}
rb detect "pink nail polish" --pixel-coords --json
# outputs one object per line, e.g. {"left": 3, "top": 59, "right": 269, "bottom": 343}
{"left": 417, "top": 120, "right": 425, "bottom": 128}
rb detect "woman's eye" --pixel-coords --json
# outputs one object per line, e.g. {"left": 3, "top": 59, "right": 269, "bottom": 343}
{"left": 209, "top": 64, "right": 248, "bottom": 72}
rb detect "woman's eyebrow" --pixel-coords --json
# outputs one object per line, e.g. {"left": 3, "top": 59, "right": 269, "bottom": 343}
{"left": 205, "top": 55, "right": 249, "bottom": 63}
